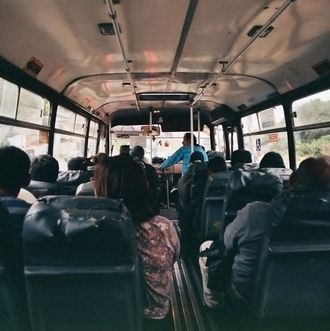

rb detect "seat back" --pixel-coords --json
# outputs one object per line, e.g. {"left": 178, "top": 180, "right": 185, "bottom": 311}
{"left": 23, "top": 196, "right": 143, "bottom": 331}
{"left": 177, "top": 163, "right": 208, "bottom": 251}
{"left": 0, "top": 202, "right": 31, "bottom": 331}
{"left": 200, "top": 171, "right": 232, "bottom": 240}
{"left": 252, "top": 191, "right": 330, "bottom": 328}
{"left": 222, "top": 169, "right": 283, "bottom": 231}
{"left": 56, "top": 170, "right": 90, "bottom": 187}
{"left": 26, "top": 180, "right": 76, "bottom": 198}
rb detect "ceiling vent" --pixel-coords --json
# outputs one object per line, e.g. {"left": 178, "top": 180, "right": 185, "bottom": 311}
{"left": 247, "top": 25, "right": 274, "bottom": 38}
{"left": 312, "top": 59, "right": 330, "bottom": 77}
{"left": 98, "top": 23, "right": 118, "bottom": 35}
{"left": 138, "top": 92, "right": 194, "bottom": 101}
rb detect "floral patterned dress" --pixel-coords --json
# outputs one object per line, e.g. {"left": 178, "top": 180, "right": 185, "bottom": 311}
{"left": 135, "top": 215, "right": 180, "bottom": 319}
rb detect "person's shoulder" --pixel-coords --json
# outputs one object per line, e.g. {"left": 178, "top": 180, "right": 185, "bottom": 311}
{"left": 149, "top": 215, "right": 177, "bottom": 230}
{"left": 242, "top": 200, "right": 272, "bottom": 216}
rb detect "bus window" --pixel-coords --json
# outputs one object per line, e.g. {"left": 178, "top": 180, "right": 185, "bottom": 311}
{"left": 99, "top": 136, "right": 106, "bottom": 153}
{"left": 56, "top": 106, "right": 76, "bottom": 131}
{"left": 244, "top": 132, "right": 289, "bottom": 166}
{"left": 0, "top": 78, "right": 18, "bottom": 119}
{"left": 229, "top": 129, "right": 238, "bottom": 154}
{"left": 87, "top": 120, "right": 98, "bottom": 157}
{"left": 293, "top": 89, "right": 330, "bottom": 164}
{"left": 17, "top": 88, "right": 51, "bottom": 126}
{"left": 98, "top": 124, "right": 107, "bottom": 154}
{"left": 53, "top": 133, "right": 85, "bottom": 170}
{"left": 0, "top": 124, "right": 48, "bottom": 159}
{"left": 56, "top": 106, "right": 87, "bottom": 135}
{"left": 74, "top": 114, "right": 87, "bottom": 135}
{"left": 293, "top": 90, "right": 330, "bottom": 127}
{"left": 242, "top": 106, "right": 288, "bottom": 165}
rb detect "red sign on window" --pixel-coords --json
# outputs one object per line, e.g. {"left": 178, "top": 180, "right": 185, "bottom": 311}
{"left": 269, "top": 133, "right": 278, "bottom": 142}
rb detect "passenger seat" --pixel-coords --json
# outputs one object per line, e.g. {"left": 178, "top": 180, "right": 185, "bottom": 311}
{"left": 22, "top": 196, "right": 143, "bottom": 331}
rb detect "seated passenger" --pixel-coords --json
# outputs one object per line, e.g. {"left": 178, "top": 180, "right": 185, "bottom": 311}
{"left": 119, "top": 144, "right": 130, "bottom": 156}
{"left": 177, "top": 151, "right": 206, "bottom": 213}
{"left": 177, "top": 151, "right": 208, "bottom": 253}
{"left": 259, "top": 151, "right": 285, "bottom": 168}
{"left": 93, "top": 155, "right": 180, "bottom": 320}
{"left": 0, "top": 146, "right": 31, "bottom": 222}
{"left": 159, "top": 133, "right": 208, "bottom": 175}
{"left": 30, "top": 154, "right": 59, "bottom": 183}
{"left": 131, "top": 145, "right": 160, "bottom": 213}
{"left": 200, "top": 155, "right": 330, "bottom": 308}
{"left": 230, "top": 149, "right": 252, "bottom": 170}
{"left": 57, "top": 156, "right": 91, "bottom": 186}
{"left": 207, "top": 155, "right": 227, "bottom": 175}
{"left": 75, "top": 153, "right": 109, "bottom": 197}
{"left": 67, "top": 156, "right": 92, "bottom": 171}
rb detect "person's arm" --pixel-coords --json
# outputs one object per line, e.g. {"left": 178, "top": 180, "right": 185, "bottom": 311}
{"left": 159, "top": 147, "right": 184, "bottom": 169}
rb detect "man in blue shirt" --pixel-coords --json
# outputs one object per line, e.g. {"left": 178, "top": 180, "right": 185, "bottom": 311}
{"left": 159, "top": 133, "right": 208, "bottom": 175}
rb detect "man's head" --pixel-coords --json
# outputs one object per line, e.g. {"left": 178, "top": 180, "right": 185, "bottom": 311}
{"left": 0, "top": 146, "right": 31, "bottom": 196}
{"left": 130, "top": 145, "right": 145, "bottom": 161}
{"left": 231, "top": 149, "right": 252, "bottom": 167}
{"left": 208, "top": 155, "right": 227, "bottom": 174}
{"left": 68, "top": 157, "right": 88, "bottom": 171}
{"left": 119, "top": 145, "right": 130, "bottom": 155}
{"left": 183, "top": 133, "right": 197, "bottom": 146}
{"left": 260, "top": 152, "right": 285, "bottom": 168}
{"left": 30, "top": 154, "right": 59, "bottom": 183}
{"left": 290, "top": 156, "right": 330, "bottom": 191}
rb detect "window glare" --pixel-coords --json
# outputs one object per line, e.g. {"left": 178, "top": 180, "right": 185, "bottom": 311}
{"left": 0, "top": 78, "right": 18, "bottom": 119}
{"left": 0, "top": 123, "right": 48, "bottom": 159}
{"left": 74, "top": 114, "right": 87, "bottom": 135}
{"left": 56, "top": 106, "right": 75, "bottom": 131}
{"left": 87, "top": 138, "right": 97, "bottom": 157}
{"left": 293, "top": 89, "right": 330, "bottom": 127}
{"left": 258, "top": 106, "right": 285, "bottom": 130}
{"left": 17, "top": 88, "right": 51, "bottom": 126}
{"left": 53, "top": 133, "right": 85, "bottom": 170}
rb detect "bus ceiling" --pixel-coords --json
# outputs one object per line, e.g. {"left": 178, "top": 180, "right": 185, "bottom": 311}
{"left": 0, "top": 0, "right": 330, "bottom": 128}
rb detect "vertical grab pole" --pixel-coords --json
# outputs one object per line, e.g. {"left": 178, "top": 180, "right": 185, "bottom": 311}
{"left": 109, "top": 121, "right": 112, "bottom": 156}
{"left": 149, "top": 111, "right": 153, "bottom": 162}
{"left": 190, "top": 105, "right": 194, "bottom": 154}
{"left": 197, "top": 109, "right": 201, "bottom": 145}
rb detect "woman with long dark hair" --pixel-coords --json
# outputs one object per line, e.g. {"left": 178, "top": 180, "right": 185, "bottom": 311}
{"left": 94, "top": 155, "right": 180, "bottom": 321}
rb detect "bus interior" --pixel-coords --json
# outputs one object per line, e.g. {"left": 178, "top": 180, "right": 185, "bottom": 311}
{"left": 0, "top": 0, "right": 330, "bottom": 330}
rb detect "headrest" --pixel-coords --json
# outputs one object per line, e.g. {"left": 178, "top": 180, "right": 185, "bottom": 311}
{"left": 228, "top": 169, "right": 283, "bottom": 196}
{"left": 23, "top": 196, "right": 136, "bottom": 266}
{"left": 57, "top": 170, "right": 90, "bottom": 186}
{"left": 27, "top": 180, "right": 76, "bottom": 197}
{"left": 28, "top": 180, "right": 58, "bottom": 190}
